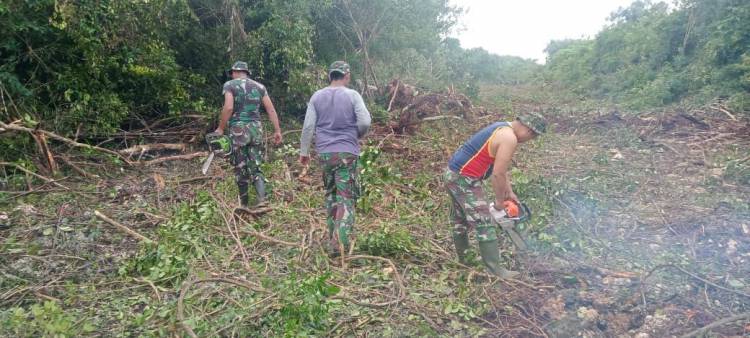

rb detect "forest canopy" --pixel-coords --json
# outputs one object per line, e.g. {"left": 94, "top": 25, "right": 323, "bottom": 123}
{"left": 544, "top": 0, "right": 750, "bottom": 110}
{"left": 1, "top": 0, "right": 748, "bottom": 146}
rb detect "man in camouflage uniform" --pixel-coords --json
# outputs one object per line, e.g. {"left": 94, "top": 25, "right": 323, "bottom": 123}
{"left": 215, "top": 61, "right": 282, "bottom": 208}
{"left": 299, "top": 61, "right": 371, "bottom": 256}
{"left": 445, "top": 113, "right": 547, "bottom": 278}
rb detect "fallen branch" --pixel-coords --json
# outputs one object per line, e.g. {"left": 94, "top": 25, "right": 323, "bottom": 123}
{"left": 642, "top": 264, "right": 750, "bottom": 300}
{"left": 387, "top": 79, "right": 400, "bottom": 112}
{"left": 236, "top": 217, "right": 300, "bottom": 247}
{"left": 177, "top": 277, "right": 269, "bottom": 338}
{"left": 677, "top": 112, "right": 710, "bottom": 129}
{"left": 212, "top": 193, "right": 300, "bottom": 247}
{"left": 143, "top": 151, "right": 208, "bottom": 166}
{"left": 712, "top": 104, "right": 737, "bottom": 121}
{"left": 332, "top": 255, "right": 406, "bottom": 308}
{"left": 94, "top": 210, "right": 155, "bottom": 244}
{"left": 31, "top": 131, "right": 58, "bottom": 174}
{"left": 135, "top": 277, "right": 162, "bottom": 302}
{"left": 120, "top": 143, "right": 187, "bottom": 155}
{"left": 0, "top": 162, "right": 69, "bottom": 190}
{"left": 679, "top": 312, "right": 750, "bottom": 338}
{"left": 57, "top": 156, "right": 99, "bottom": 178}
{"left": 173, "top": 175, "right": 218, "bottom": 185}
{"left": 78, "top": 130, "right": 202, "bottom": 139}
{"left": 421, "top": 115, "right": 463, "bottom": 122}
{"left": 281, "top": 129, "right": 302, "bottom": 137}
{"left": 0, "top": 121, "right": 133, "bottom": 165}
{"left": 148, "top": 114, "right": 206, "bottom": 130}
{"left": 2, "top": 188, "right": 69, "bottom": 199}
{"left": 236, "top": 206, "right": 273, "bottom": 216}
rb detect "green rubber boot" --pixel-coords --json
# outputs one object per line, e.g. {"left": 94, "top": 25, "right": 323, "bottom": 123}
{"left": 253, "top": 176, "right": 267, "bottom": 206}
{"left": 452, "top": 232, "right": 470, "bottom": 264}
{"left": 238, "top": 181, "right": 250, "bottom": 207}
{"left": 478, "top": 240, "right": 519, "bottom": 279}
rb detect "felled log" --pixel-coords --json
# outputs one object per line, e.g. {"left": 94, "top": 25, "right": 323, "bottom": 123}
{"left": 143, "top": 151, "right": 208, "bottom": 166}
{"left": 0, "top": 121, "right": 133, "bottom": 165}
{"left": 120, "top": 143, "right": 187, "bottom": 155}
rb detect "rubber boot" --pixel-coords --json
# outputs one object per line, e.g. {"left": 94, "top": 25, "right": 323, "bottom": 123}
{"left": 478, "top": 240, "right": 519, "bottom": 279}
{"left": 253, "top": 176, "right": 267, "bottom": 207}
{"left": 237, "top": 181, "right": 250, "bottom": 208}
{"left": 452, "top": 232, "right": 470, "bottom": 264}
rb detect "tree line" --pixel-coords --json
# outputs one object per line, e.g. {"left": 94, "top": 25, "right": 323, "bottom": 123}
{"left": 1, "top": 0, "right": 748, "bottom": 161}
{"left": 544, "top": 0, "right": 750, "bottom": 111}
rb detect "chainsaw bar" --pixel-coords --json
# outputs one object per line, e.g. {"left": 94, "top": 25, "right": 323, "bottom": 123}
{"left": 201, "top": 152, "right": 215, "bottom": 175}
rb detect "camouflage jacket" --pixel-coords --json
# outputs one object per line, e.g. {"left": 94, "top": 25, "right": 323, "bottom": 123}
{"left": 222, "top": 78, "right": 267, "bottom": 125}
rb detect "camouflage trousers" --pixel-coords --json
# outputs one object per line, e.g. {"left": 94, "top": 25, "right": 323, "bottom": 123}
{"left": 443, "top": 168, "right": 498, "bottom": 243}
{"left": 319, "top": 152, "right": 359, "bottom": 253}
{"left": 229, "top": 121, "right": 264, "bottom": 206}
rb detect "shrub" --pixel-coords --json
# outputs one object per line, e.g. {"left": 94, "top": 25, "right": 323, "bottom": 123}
{"left": 122, "top": 191, "right": 223, "bottom": 286}
{"left": 359, "top": 224, "right": 415, "bottom": 257}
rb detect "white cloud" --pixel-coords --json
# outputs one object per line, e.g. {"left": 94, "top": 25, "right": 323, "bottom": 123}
{"left": 451, "top": 0, "right": 636, "bottom": 63}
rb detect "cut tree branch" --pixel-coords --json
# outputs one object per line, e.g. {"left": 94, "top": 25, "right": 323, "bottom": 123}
{"left": 0, "top": 121, "right": 133, "bottom": 165}
{"left": 0, "top": 162, "right": 69, "bottom": 190}
{"left": 143, "top": 151, "right": 208, "bottom": 166}
{"left": 94, "top": 210, "right": 155, "bottom": 244}
{"left": 120, "top": 143, "right": 187, "bottom": 155}
{"left": 679, "top": 312, "right": 750, "bottom": 338}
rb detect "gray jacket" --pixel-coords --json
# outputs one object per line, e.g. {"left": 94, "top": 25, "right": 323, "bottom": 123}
{"left": 300, "top": 86, "right": 371, "bottom": 156}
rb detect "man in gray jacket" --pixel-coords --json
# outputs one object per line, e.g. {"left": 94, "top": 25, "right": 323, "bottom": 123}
{"left": 299, "top": 61, "right": 371, "bottom": 257}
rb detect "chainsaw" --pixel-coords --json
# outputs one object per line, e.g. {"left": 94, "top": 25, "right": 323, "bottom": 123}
{"left": 201, "top": 132, "right": 232, "bottom": 175}
{"left": 489, "top": 201, "right": 532, "bottom": 252}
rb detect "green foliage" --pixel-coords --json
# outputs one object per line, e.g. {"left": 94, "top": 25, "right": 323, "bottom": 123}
{"left": 723, "top": 153, "right": 750, "bottom": 186}
{"left": 357, "top": 145, "right": 402, "bottom": 212}
{"left": 442, "top": 299, "right": 483, "bottom": 321}
{"left": 509, "top": 168, "right": 554, "bottom": 232}
{"left": 312, "top": 0, "right": 538, "bottom": 92}
{"left": 728, "top": 91, "right": 750, "bottom": 112}
{"left": 1, "top": 301, "right": 94, "bottom": 337}
{"left": 544, "top": 0, "right": 750, "bottom": 112}
{"left": 359, "top": 224, "right": 416, "bottom": 257}
{"left": 259, "top": 273, "right": 340, "bottom": 336}
{"left": 122, "top": 191, "right": 222, "bottom": 286}
{"left": 444, "top": 40, "right": 541, "bottom": 85}
{"left": 241, "top": 1, "right": 319, "bottom": 116}
{"left": 369, "top": 104, "right": 390, "bottom": 123}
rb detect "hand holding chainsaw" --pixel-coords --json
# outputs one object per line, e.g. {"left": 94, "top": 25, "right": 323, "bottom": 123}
{"left": 489, "top": 199, "right": 530, "bottom": 251}
{"left": 201, "top": 132, "right": 232, "bottom": 175}
{"left": 489, "top": 199, "right": 522, "bottom": 219}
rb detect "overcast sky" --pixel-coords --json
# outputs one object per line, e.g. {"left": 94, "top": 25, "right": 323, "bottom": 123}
{"left": 450, "top": 0, "right": 636, "bottom": 63}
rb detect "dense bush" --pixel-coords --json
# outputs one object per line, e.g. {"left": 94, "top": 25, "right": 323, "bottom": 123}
{"left": 3, "top": 0, "right": 748, "bottom": 166}
{"left": 544, "top": 0, "right": 750, "bottom": 111}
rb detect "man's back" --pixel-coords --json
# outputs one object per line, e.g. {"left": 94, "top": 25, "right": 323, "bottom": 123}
{"left": 308, "top": 86, "right": 365, "bottom": 155}
{"left": 222, "top": 78, "right": 266, "bottom": 124}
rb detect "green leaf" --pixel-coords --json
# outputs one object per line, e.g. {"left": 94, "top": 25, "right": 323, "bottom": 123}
{"left": 727, "top": 279, "right": 745, "bottom": 288}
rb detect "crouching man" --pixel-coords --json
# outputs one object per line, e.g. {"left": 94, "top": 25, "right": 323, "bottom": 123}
{"left": 445, "top": 113, "right": 546, "bottom": 278}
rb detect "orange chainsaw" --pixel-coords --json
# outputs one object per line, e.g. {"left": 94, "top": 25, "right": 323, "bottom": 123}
{"left": 489, "top": 200, "right": 531, "bottom": 251}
